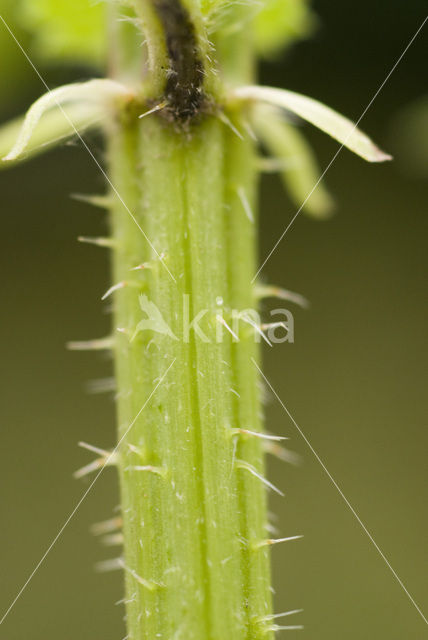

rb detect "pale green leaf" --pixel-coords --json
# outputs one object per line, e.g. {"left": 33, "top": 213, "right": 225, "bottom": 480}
{"left": 0, "top": 104, "right": 103, "bottom": 166}
{"left": 234, "top": 85, "right": 392, "bottom": 162}
{"left": 252, "top": 103, "right": 334, "bottom": 218}
{"left": 1, "top": 79, "right": 132, "bottom": 163}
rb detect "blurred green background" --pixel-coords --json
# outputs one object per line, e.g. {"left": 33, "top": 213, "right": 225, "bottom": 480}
{"left": 0, "top": 1, "right": 427, "bottom": 638}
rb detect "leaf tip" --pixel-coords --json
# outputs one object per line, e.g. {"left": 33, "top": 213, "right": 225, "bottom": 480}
{"left": 2, "top": 152, "right": 18, "bottom": 163}
{"left": 370, "top": 147, "right": 393, "bottom": 163}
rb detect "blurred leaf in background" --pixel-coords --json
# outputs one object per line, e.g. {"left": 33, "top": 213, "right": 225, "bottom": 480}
{"left": 390, "top": 95, "right": 428, "bottom": 179}
{"left": 254, "top": 0, "right": 316, "bottom": 57}
{"left": 16, "top": 0, "right": 105, "bottom": 67}
{"left": 0, "top": 0, "right": 34, "bottom": 114}
{"left": 0, "top": 0, "right": 105, "bottom": 120}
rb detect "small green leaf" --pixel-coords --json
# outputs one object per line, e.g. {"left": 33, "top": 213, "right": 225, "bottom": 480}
{"left": 252, "top": 103, "right": 334, "bottom": 218}
{"left": 1, "top": 79, "right": 133, "bottom": 163}
{"left": 234, "top": 85, "right": 392, "bottom": 163}
{"left": 19, "top": 0, "right": 106, "bottom": 66}
{"left": 0, "top": 105, "right": 100, "bottom": 166}
{"left": 254, "top": 0, "right": 316, "bottom": 57}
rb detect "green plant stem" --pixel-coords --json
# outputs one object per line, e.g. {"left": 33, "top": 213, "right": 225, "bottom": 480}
{"left": 108, "top": 7, "right": 273, "bottom": 640}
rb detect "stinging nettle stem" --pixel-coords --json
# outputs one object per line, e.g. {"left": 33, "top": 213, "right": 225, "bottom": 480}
{"left": 108, "top": 3, "right": 274, "bottom": 639}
